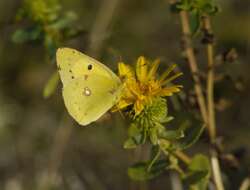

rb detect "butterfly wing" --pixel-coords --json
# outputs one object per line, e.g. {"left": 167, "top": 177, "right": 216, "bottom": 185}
{"left": 62, "top": 75, "right": 122, "bottom": 125}
{"left": 56, "top": 47, "right": 122, "bottom": 126}
{"left": 56, "top": 47, "right": 120, "bottom": 86}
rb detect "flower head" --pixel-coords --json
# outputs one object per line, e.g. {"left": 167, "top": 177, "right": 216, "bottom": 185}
{"left": 114, "top": 56, "right": 182, "bottom": 116}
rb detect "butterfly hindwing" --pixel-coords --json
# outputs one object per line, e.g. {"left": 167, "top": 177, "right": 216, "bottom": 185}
{"left": 62, "top": 75, "right": 121, "bottom": 125}
{"left": 56, "top": 47, "right": 122, "bottom": 126}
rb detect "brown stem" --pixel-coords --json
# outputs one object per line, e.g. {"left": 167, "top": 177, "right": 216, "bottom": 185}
{"left": 179, "top": 11, "right": 208, "bottom": 125}
{"left": 211, "top": 150, "right": 225, "bottom": 190}
{"left": 202, "top": 15, "right": 225, "bottom": 190}
{"left": 202, "top": 16, "right": 216, "bottom": 140}
{"left": 174, "top": 150, "right": 191, "bottom": 165}
{"left": 88, "top": 0, "right": 121, "bottom": 57}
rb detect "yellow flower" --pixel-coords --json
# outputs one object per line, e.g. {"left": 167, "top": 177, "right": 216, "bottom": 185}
{"left": 113, "top": 56, "right": 183, "bottom": 116}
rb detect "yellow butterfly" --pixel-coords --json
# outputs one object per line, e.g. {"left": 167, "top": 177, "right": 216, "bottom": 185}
{"left": 56, "top": 47, "right": 122, "bottom": 126}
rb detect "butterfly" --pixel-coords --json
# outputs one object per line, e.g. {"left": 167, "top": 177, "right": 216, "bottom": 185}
{"left": 56, "top": 47, "right": 122, "bottom": 126}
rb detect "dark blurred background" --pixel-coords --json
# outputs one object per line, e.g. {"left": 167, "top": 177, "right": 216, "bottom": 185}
{"left": 0, "top": 0, "right": 249, "bottom": 189}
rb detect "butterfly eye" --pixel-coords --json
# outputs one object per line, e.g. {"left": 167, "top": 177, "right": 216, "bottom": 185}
{"left": 88, "top": 64, "right": 93, "bottom": 70}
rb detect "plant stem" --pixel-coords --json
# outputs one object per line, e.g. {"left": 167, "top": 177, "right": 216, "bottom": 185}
{"left": 202, "top": 15, "right": 216, "bottom": 140}
{"left": 239, "top": 177, "right": 250, "bottom": 190}
{"left": 174, "top": 150, "right": 191, "bottom": 165}
{"left": 202, "top": 15, "right": 225, "bottom": 190}
{"left": 88, "top": 0, "right": 121, "bottom": 57}
{"left": 177, "top": 8, "right": 225, "bottom": 190}
{"left": 179, "top": 11, "right": 208, "bottom": 125}
{"left": 211, "top": 150, "right": 225, "bottom": 190}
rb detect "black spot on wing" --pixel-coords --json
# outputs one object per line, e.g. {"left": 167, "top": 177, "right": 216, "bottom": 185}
{"left": 88, "top": 64, "right": 93, "bottom": 70}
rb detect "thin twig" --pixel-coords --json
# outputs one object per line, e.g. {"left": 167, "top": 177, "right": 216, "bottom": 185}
{"left": 177, "top": 8, "right": 225, "bottom": 190}
{"left": 202, "top": 15, "right": 225, "bottom": 190}
{"left": 170, "top": 172, "right": 183, "bottom": 190}
{"left": 202, "top": 16, "right": 216, "bottom": 140}
{"left": 38, "top": 114, "right": 73, "bottom": 190}
{"left": 88, "top": 0, "right": 121, "bottom": 57}
{"left": 211, "top": 150, "right": 225, "bottom": 190}
{"left": 239, "top": 177, "right": 250, "bottom": 190}
{"left": 179, "top": 11, "right": 208, "bottom": 124}
{"left": 174, "top": 150, "right": 191, "bottom": 165}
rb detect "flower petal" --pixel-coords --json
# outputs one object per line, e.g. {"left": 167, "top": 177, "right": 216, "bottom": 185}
{"left": 112, "top": 99, "right": 133, "bottom": 112}
{"left": 158, "top": 86, "right": 182, "bottom": 96}
{"left": 159, "top": 64, "right": 177, "bottom": 82}
{"left": 118, "top": 62, "right": 134, "bottom": 79}
{"left": 136, "top": 56, "right": 148, "bottom": 83}
{"left": 147, "top": 59, "right": 160, "bottom": 80}
{"left": 134, "top": 100, "right": 144, "bottom": 115}
{"left": 161, "top": 72, "right": 183, "bottom": 86}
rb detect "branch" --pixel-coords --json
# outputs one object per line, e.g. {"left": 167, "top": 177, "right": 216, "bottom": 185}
{"left": 202, "top": 15, "right": 225, "bottom": 190}
{"left": 88, "top": 0, "right": 121, "bottom": 57}
{"left": 202, "top": 15, "right": 216, "bottom": 140}
{"left": 179, "top": 11, "right": 208, "bottom": 125}
{"left": 211, "top": 150, "right": 225, "bottom": 190}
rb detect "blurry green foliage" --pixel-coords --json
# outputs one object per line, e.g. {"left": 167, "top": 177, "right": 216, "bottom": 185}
{"left": 43, "top": 71, "right": 59, "bottom": 98}
{"left": 12, "top": 0, "right": 80, "bottom": 56}
{"left": 175, "top": 0, "right": 219, "bottom": 15}
{"left": 12, "top": 0, "right": 84, "bottom": 98}
{"left": 128, "top": 160, "right": 169, "bottom": 181}
{"left": 183, "top": 154, "right": 211, "bottom": 190}
{"left": 172, "top": 0, "right": 219, "bottom": 35}
{"left": 123, "top": 97, "right": 207, "bottom": 188}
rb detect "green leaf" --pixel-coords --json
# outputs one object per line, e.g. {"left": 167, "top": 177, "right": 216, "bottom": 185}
{"left": 175, "top": 123, "right": 205, "bottom": 150}
{"left": 157, "top": 119, "right": 188, "bottom": 141}
{"left": 124, "top": 124, "right": 145, "bottom": 148}
{"left": 188, "top": 154, "right": 210, "bottom": 173}
{"left": 158, "top": 139, "right": 171, "bottom": 151}
{"left": 159, "top": 128, "right": 184, "bottom": 140}
{"left": 48, "top": 11, "right": 77, "bottom": 30}
{"left": 175, "top": 0, "right": 192, "bottom": 11}
{"left": 12, "top": 27, "right": 42, "bottom": 43}
{"left": 128, "top": 160, "right": 169, "bottom": 181}
{"left": 183, "top": 154, "right": 211, "bottom": 190}
{"left": 190, "top": 12, "right": 201, "bottom": 36}
{"left": 184, "top": 171, "right": 208, "bottom": 185}
{"left": 174, "top": 0, "right": 219, "bottom": 16}
{"left": 43, "top": 71, "right": 59, "bottom": 98}
{"left": 123, "top": 138, "right": 137, "bottom": 149}
{"left": 147, "top": 147, "right": 161, "bottom": 171}
{"left": 44, "top": 34, "right": 57, "bottom": 57}
{"left": 160, "top": 116, "right": 174, "bottom": 123}
{"left": 167, "top": 154, "right": 179, "bottom": 171}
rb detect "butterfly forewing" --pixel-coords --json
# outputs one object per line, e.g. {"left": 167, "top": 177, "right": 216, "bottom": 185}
{"left": 56, "top": 47, "right": 122, "bottom": 126}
